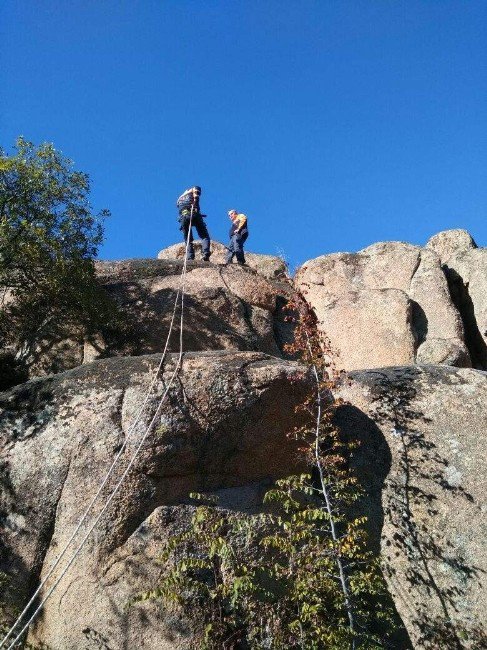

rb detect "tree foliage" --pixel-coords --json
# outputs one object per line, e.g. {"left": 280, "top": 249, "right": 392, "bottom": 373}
{"left": 135, "top": 297, "right": 401, "bottom": 649}
{"left": 0, "top": 137, "right": 129, "bottom": 382}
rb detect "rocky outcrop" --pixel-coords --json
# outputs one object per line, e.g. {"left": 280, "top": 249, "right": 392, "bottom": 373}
{"left": 336, "top": 365, "right": 487, "bottom": 648}
{"left": 296, "top": 241, "right": 470, "bottom": 371}
{"left": 426, "top": 229, "right": 477, "bottom": 263}
{"left": 0, "top": 351, "right": 310, "bottom": 649}
{"left": 157, "top": 240, "right": 288, "bottom": 280}
{"left": 19, "top": 230, "right": 487, "bottom": 380}
{"left": 95, "top": 258, "right": 292, "bottom": 358}
{"left": 427, "top": 230, "right": 487, "bottom": 370}
{"left": 2, "top": 356, "right": 486, "bottom": 649}
{"left": 1, "top": 230, "right": 486, "bottom": 649}
{"left": 24, "top": 259, "right": 294, "bottom": 380}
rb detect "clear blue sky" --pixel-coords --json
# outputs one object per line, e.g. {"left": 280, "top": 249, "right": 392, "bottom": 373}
{"left": 1, "top": 1, "right": 486, "bottom": 268}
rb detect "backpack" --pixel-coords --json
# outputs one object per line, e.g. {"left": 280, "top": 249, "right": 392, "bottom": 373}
{"left": 177, "top": 187, "right": 200, "bottom": 213}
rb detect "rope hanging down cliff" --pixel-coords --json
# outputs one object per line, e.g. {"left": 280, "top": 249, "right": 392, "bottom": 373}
{"left": 0, "top": 208, "right": 196, "bottom": 650}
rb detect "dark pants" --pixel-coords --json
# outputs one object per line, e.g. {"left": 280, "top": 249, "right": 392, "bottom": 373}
{"left": 225, "top": 229, "right": 248, "bottom": 264}
{"left": 179, "top": 213, "right": 211, "bottom": 260}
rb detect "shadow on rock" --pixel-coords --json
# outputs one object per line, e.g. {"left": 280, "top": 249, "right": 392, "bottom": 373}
{"left": 334, "top": 402, "right": 413, "bottom": 649}
{"left": 343, "top": 367, "right": 486, "bottom": 649}
{"left": 106, "top": 282, "right": 280, "bottom": 357}
{"left": 443, "top": 267, "right": 487, "bottom": 370}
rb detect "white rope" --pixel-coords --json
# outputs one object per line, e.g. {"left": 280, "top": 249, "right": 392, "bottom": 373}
{"left": 1, "top": 207, "right": 196, "bottom": 649}
{"left": 0, "top": 291, "right": 180, "bottom": 648}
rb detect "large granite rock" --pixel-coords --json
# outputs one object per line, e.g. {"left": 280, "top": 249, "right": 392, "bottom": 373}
{"left": 157, "top": 240, "right": 288, "bottom": 280}
{"left": 427, "top": 230, "right": 487, "bottom": 370}
{"left": 2, "top": 354, "right": 486, "bottom": 648}
{"left": 336, "top": 365, "right": 487, "bottom": 648}
{"left": 0, "top": 351, "right": 310, "bottom": 649}
{"left": 21, "top": 258, "right": 294, "bottom": 381}
{"left": 426, "top": 229, "right": 477, "bottom": 263}
{"left": 94, "top": 258, "right": 290, "bottom": 358}
{"left": 2, "top": 230, "right": 486, "bottom": 649}
{"left": 296, "top": 242, "right": 470, "bottom": 371}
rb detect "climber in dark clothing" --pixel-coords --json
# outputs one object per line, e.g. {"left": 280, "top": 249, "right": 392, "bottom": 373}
{"left": 225, "top": 209, "right": 248, "bottom": 265}
{"left": 176, "top": 186, "right": 211, "bottom": 261}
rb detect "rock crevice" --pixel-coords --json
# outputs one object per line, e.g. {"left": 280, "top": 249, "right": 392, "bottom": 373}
{"left": 427, "top": 230, "right": 487, "bottom": 370}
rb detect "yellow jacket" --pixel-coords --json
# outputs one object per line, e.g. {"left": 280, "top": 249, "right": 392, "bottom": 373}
{"left": 234, "top": 213, "right": 247, "bottom": 231}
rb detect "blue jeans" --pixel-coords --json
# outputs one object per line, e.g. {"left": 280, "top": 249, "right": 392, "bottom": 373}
{"left": 226, "top": 229, "right": 248, "bottom": 264}
{"left": 179, "top": 213, "right": 211, "bottom": 260}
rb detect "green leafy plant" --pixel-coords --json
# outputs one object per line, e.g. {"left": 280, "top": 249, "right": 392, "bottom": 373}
{"left": 0, "top": 137, "right": 132, "bottom": 385}
{"left": 135, "top": 297, "right": 400, "bottom": 648}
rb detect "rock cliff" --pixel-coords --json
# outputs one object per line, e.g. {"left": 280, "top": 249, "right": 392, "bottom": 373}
{"left": 27, "top": 256, "right": 295, "bottom": 379}
{"left": 1, "top": 352, "right": 310, "bottom": 649}
{"left": 336, "top": 365, "right": 486, "bottom": 649}
{"left": 0, "top": 230, "right": 485, "bottom": 649}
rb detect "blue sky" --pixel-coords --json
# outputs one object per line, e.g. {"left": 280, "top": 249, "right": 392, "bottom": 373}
{"left": 1, "top": 1, "right": 486, "bottom": 268}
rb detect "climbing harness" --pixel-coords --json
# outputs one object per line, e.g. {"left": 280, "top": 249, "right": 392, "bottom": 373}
{"left": 0, "top": 208, "right": 196, "bottom": 649}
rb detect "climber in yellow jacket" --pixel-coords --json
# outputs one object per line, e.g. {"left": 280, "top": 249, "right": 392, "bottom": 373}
{"left": 225, "top": 210, "right": 249, "bottom": 265}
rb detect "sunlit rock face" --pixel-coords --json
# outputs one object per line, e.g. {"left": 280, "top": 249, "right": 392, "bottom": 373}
{"left": 0, "top": 351, "right": 311, "bottom": 650}
{"left": 20, "top": 256, "right": 294, "bottom": 380}
{"left": 94, "top": 258, "right": 291, "bottom": 358}
{"left": 296, "top": 240, "right": 470, "bottom": 371}
{"left": 12, "top": 230, "right": 487, "bottom": 381}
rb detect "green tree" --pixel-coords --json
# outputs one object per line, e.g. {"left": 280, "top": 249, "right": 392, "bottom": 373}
{"left": 0, "top": 137, "right": 128, "bottom": 386}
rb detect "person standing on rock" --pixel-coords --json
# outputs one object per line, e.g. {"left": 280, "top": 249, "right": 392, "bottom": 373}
{"left": 225, "top": 209, "right": 248, "bottom": 265}
{"left": 176, "top": 186, "right": 211, "bottom": 261}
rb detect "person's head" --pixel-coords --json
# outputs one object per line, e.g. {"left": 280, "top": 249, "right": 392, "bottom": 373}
{"left": 228, "top": 209, "right": 237, "bottom": 221}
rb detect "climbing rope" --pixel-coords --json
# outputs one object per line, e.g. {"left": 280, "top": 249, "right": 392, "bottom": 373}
{"left": 1, "top": 207, "right": 196, "bottom": 649}
{"left": 0, "top": 289, "right": 182, "bottom": 649}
